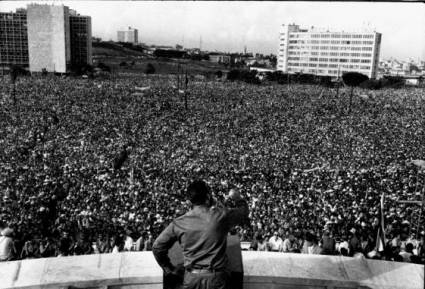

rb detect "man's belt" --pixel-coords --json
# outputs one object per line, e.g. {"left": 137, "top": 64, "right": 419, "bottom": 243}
{"left": 186, "top": 267, "right": 224, "bottom": 274}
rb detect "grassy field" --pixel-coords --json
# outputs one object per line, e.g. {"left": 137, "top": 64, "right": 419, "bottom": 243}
{"left": 93, "top": 41, "right": 228, "bottom": 76}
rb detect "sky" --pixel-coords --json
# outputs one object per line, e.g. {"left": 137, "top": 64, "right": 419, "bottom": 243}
{"left": 1, "top": 1, "right": 425, "bottom": 61}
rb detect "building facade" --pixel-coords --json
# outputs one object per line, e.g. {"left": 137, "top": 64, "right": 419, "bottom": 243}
{"left": 277, "top": 24, "right": 382, "bottom": 79}
{"left": 0, "top": 4, "right": 92, "bottom": 73}
{"left": 69, "top": 10, "right": 92, "bottom": 67}
{"left": 117, "top": 27, "right": 138, "bottom": 44}
{"left": 0, "top": 9, "right": 29, "bottom": 72}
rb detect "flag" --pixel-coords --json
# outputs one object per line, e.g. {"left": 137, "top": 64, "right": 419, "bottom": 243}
{"left": 376, "top": 193, "right": 386, "bottom": 252}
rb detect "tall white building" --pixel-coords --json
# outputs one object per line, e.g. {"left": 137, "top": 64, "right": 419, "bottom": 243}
{"left": 117, "top": 27, "right": 138, "bottom": 44}
{"left": 27, "top": 4, "right": 71, "bottom": 73}
{"left": 277, "top": 24, "right": 382, "bottom": 79}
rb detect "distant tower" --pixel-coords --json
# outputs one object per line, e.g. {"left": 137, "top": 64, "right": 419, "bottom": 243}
{"left": 244, "top": 45, "right": 247, "bottom": 55}
{"left": 199, "top": 36, "right": 202, "bottom": 51}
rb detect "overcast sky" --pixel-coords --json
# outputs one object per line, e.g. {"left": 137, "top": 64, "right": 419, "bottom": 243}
{"left": 2, "top": 1, "right": 425, "bottom": 61}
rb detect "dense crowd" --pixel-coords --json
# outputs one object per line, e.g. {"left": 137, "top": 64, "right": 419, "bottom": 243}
{"left": 0, "top": 74, "right": 424, "bottom": 264}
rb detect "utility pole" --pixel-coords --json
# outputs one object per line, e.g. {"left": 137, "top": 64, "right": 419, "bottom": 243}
{"left": 177, "top": 62, "right": 180, "bottom": 90}
{"left": 184, "top": 68, "right": 188, "bottom": 110}
{"left": 397, "top": 165, "right": 425, "bottom": 240}
{"left": 336, "top": 64, "right": 341, "bottom": 98}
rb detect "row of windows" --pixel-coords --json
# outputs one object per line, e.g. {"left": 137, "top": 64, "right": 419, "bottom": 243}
{"left": 288, "top": 62, "right": 372, "bottom": 70}
{"left": 287, "top": 57, "right": 371, "bottom": 63}
{"left": 308, "top": 33, "right": 374, "bottom": 39}
{"left": 288, "top": 45, "right": 374, "bottom": 52}
{"left": 287, "top": 40, "right": 374, "bottom": 45}
{"left": 288, "top": 51, "right": 372, "bottom": 57}
{"left": 287, "top": 68, "right": 372, "bottom": 76}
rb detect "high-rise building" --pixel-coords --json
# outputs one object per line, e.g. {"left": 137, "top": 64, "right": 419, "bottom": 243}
{"left": 27, "top": 4, "right": 71, "bottom": 73}
{"left": 277, "top": 24, "right": 382, "bottom": 79}
{"left": 0, "top": 4, "right": 92, "bottom": 73}
{"left": 0, "top": 8, "right": 29, "bottom": 72}
{"left": 69, "top": 10, "right": 92, "bottom": 67}
{"left": 117, "top": 27, "right": 138, "bottom": 44}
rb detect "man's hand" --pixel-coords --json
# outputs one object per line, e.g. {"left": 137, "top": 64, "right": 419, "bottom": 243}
{"left": 164, "top": 265, "right": 178, "bottom": 276}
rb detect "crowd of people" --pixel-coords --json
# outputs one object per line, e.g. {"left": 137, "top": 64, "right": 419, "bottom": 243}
{"left": 0, "top": 73, "right": 424, "bottom": 264}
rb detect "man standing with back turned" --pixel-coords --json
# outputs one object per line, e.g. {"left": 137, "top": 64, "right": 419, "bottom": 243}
{"left": 153, "top": 180, "right": 249, "bottom": 289}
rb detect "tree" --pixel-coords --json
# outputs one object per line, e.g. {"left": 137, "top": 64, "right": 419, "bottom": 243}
{"left": 227, "top": 69, "right": 240, "bottom": 81}
{"left": 215, "top": 70, "right": 223, "bottom": 79}
{"left": 145, "top": 63, "right": 156, "bottom": 74}
{"left": 97, "top": 62, "right": 111, "bottom": 72}
{"left": 342, "top": 72, "right": 369, "bottom": 112}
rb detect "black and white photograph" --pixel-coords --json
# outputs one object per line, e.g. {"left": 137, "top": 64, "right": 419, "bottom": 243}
{"left": 0, "top": 1, "right": 424, "bottom": 289}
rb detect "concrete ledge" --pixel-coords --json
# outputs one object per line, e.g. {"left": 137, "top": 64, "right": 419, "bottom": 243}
{"left": 0, "top": 251, "right": 423, "bottom": 289}
{"left": 242, "top": 252, "right": 424, "bottom": 289}
{"left": 0, "top": 252, "right": 162, "bottom": 289}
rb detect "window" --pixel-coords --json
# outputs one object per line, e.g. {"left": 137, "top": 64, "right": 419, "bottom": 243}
{"left": 339, "top": 59, "right": 348, "bottom": 62}
{"left": 311, "top": 52, "right": 319, "bottom": 56}
{"left": 361, "top": 59, "right": 371, "bottom": 63}
{"left": 351, "top": 59, "right": 360, "bottom": 63}
{"left": 309, "top": 57, "right": 318, "bottom": 61}
{"left": 309, "top": 63, "right": 316, "bottom": 67}
{"left": 320, "top": 52, "right": 328, "bottom": 56}
{"left": 319, "top": 63, "right": 327, "bottom": 67}
{"left": 319, "top": 58, "right": 328, "bottom": 62}
{"left": 330, "top": 52, "right": 338, "bottom": 56}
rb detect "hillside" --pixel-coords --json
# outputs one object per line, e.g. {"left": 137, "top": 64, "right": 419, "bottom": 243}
{"left": 93, "top": 41, "right": 146, "bottom": 58}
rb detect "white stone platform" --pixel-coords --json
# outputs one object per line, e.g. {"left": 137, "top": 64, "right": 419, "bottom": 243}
{"left": 0, "top": 251, "right": 423, "bottom": 289}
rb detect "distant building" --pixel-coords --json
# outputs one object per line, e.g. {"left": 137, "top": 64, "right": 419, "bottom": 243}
{"left": 0, "top": 4, "right": 92, "bottom": 73}
{"left": 209, "top": 54, "right": 231, "bottom": 64}
{"left": 0, "top": 9, "right": 29, "bottom": 72}
{"left": 277, "top": 24, "right": 382, "bottom": 79}
{"left": 117, "top": 27, "right": 138, "bottom": 44}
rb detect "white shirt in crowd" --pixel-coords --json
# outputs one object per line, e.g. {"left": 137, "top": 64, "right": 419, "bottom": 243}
{"left": 268, "top": 235, "right": 283, "bottom": 251}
